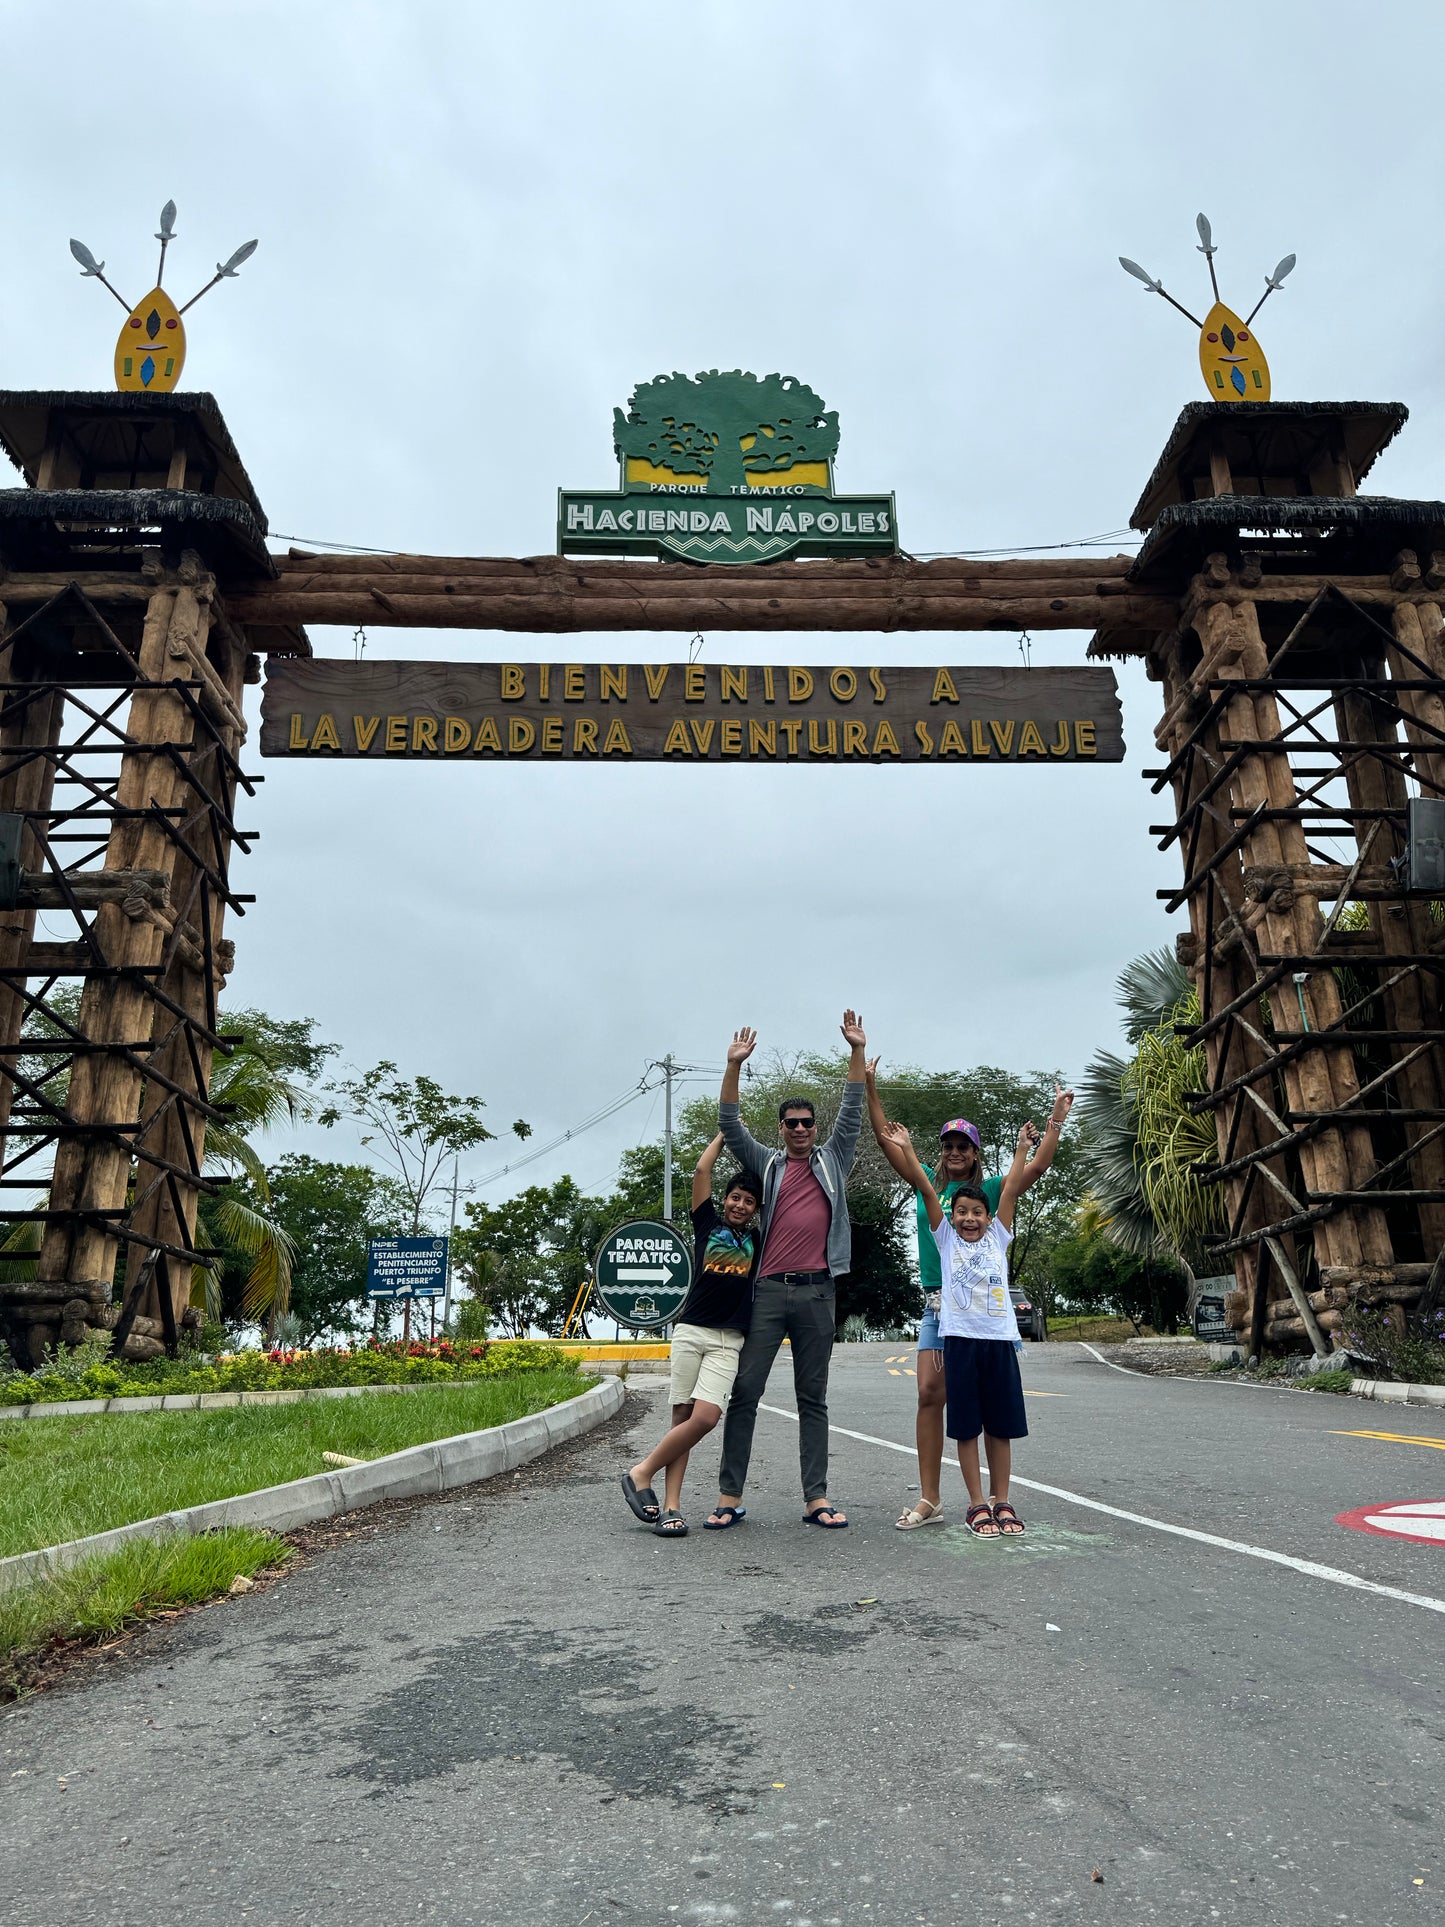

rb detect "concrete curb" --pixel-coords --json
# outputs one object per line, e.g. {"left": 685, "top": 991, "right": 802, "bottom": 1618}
{"left": 1347, "top": 1377, "right": 1445, "bottom": 1408}
{"left": 0, "top": 1375, "right": 625, "bottom": 1596}
{"left": 0, "top": 1376, "right": 575, "bottom": 1423}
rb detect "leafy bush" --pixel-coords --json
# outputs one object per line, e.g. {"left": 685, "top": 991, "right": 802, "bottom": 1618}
{"left": 0, "top": 1337, "right": 579, "bottom": 1407}
{"left": 1339, "top": 1306, "right": 1445, "bottom": 1386}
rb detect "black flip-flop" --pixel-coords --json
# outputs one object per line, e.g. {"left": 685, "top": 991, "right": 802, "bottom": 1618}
{"left": 654, "top": 1509, "right": 689, "bottom": 1537}
{"left": 620, "top": 1473, "right": 660, "bottom": 1524}
{"left": 703, "top": 1505, "right": 746, "bottom": 1531}
{"left": 803, "top": 1503, "right": 849, "bottom": 1529}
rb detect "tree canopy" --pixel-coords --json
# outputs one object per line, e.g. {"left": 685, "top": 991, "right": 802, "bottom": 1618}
{"left": 319, "top": 1062, "right": 521, "bottom": 1235}
{"left": 221, "top": 1154, "right": 412, "bottom": 1343}
{"left": 613, "top": 370, "right": 840, "bottom": 494}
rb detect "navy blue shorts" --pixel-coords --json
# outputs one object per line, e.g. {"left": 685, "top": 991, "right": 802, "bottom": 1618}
{"left": 943, "top": 1336, "right": 1028, "bottom": 1441}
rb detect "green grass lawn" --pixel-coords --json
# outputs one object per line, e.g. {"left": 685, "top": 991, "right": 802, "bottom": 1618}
{"left": 1046, "top": 1314, "right": 1169, "bottom": 1344}
{"left": 0, "top": 1369, "right": 584, "bottom": 1559}
{"left": 1, "top": 1528, "right": 287, "bottom": 1697}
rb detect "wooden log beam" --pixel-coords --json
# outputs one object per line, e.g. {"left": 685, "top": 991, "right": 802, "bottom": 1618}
{"left": 276, "top": 552, "right": 1137, "bottom": 580}
{"left": 227, "top": 588, "right": 1178, "bottom": 634}
{"left": 12, "top": 868, "right": 170, "bottom": 910}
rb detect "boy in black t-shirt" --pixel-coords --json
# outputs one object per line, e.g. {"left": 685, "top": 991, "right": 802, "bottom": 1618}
{"left": 620, "top": 1135, "right": 761, "bottom": 1538}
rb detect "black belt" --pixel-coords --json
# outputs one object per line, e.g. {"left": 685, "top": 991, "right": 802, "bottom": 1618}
{"left": 763, "top": 1269, "right": 829, "bottom": 1285}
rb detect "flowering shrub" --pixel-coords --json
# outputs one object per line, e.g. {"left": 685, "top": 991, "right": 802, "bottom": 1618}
{"left": 1340, "top": 1305, "right": 1445, "bottom": 1386}
{"left": 0, "top": 1337, "right": 580, "bottom": 1407}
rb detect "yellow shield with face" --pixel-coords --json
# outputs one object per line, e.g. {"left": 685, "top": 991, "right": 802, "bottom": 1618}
{"left": 1198, "top": 303, "right": 1269, "bottom": 401}
{"left": 114, "top": 287, "right": 187, "bottom": 393}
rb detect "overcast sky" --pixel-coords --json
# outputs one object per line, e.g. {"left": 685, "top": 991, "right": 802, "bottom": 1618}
{"left": 5, "top": 2, "right": 1445, "bottom": 1205}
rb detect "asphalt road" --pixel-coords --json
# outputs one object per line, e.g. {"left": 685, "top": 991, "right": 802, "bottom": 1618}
{"left": 3, "top": 1342, "right": 1444, "bottom": 1926}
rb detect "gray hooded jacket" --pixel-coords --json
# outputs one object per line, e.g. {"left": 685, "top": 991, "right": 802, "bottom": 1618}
{"left": 718, "top": 1081, "right": 865, "bottom": 1277}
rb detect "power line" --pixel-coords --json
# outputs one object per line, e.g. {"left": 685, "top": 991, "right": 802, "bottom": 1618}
{"left": 470, "top": 1077, "right": 660, "bottom": 1189}
{"left": 468, "top": 1062, "right": 725, "bottom": 1195}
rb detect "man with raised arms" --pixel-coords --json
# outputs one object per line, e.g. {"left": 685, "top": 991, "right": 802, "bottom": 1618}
{"left": 705, "top": 1013, "right": 867, "bottom": 1531}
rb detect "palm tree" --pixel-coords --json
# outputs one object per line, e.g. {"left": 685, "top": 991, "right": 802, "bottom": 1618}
{"left": 192, "top": 1028, "right": 309, "bottom": 1330}
{"left": 1076, "top": 946, "right": 1224, "bottom": 1274}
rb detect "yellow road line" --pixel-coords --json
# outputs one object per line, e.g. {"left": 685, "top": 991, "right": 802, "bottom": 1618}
{"left": 1332, "top": 1429, "right": 1445, "bottom": 1452}
{"left": 1024, "top": 1389, "right": 1065, "bottom": 1397}
{"left": 887, "top": 1368, "right": 901, "bottom": 1377}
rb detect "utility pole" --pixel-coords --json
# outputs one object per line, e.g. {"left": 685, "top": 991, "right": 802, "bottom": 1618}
{"left": 648, "top": 1054, "right": 703, "bottom": 1225}
{"left": 661, "top": 1052, "right": 676, "bottom": 1222}
{"left": 442, "top": 1157, "right": 461, "bottom": 1332}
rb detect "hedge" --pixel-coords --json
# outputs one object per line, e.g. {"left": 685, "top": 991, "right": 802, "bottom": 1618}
{"left": 0, "top": 1338, "right": 579, "bottom": 1408}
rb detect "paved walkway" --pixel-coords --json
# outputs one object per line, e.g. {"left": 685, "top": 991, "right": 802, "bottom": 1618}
{"left": 2, "top": 1343, "right": 1442, "bottom": 1924}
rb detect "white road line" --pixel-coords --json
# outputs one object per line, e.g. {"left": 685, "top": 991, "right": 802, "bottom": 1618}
{"left": 1078, "top": 1340, "right": 1151, "bottom": 1377}
{"left": 758, "top": 1402, "right": 1445, "bottom": 1619}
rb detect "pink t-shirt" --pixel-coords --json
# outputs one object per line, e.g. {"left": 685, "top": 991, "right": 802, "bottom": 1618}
{"left": 760, "top": 1157, "right": 831, "bottom": 1276}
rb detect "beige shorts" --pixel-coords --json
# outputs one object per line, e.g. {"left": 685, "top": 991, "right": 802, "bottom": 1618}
{"left": 669, "top": 1322, "right": 745, "bottom": 1409}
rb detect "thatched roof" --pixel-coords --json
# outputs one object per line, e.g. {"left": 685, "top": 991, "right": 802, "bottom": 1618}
{"left": 1129, "top": 491, "right": 1445, "bottom": 584}
{"left": 0, "top": 391, "right": 265, "bottom": 528}
{"left": 0, "top": 486, "right": 274, "bottom": 578}
{"left": 1131, "top": 402, "right": 1409, "bottom": 532}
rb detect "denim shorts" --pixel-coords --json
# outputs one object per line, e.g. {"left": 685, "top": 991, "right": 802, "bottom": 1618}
{"left": 918, "top": 1305, "right": 943, "bottom": 1352}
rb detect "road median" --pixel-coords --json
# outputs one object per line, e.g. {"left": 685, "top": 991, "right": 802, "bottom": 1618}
{"left": 0, "top": 1374, "right": 624, "bottom": 1596}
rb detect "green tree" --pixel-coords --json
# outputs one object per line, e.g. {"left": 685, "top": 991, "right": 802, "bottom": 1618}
{"left": 1051, "top": 1203, "right": 1189, "bottom": 1334}
{"left": 222, "top": 1155, "right": 412, "bottom": 1343}
{"left": 455, "top": 1176, "right": 600, "bottom": 1337}
{"left": 613, "top": 370, "right": 840, "bottom": 494}
{"left": 319, "top": 1062, "right": 525, "bottom": 1234}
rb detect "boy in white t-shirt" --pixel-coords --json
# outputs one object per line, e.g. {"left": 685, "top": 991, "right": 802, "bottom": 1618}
{"left": 880, "top": 1120, "right": 1033, "bottom": 1538}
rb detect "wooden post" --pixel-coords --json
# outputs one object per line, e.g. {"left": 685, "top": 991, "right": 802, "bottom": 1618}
{"left": 1157, "top": 648, "right": 1282, "bottom": 1333}
{"left": 126, "top": 583, "right": 246, "bottom": 1338}
{"left": 32, "top": 579, "right": 205, "bottom": 1353}
{"left": 1333, "top": 656, "right": 1445, "bottom": 1261}
{"left": 1192, "top": 590, "right": 1391, "bottom": 1272}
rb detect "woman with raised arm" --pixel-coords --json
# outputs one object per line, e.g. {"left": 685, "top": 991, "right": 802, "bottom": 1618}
{"left": 866, "top": 1062, "right": 1073, "bottom": 1529}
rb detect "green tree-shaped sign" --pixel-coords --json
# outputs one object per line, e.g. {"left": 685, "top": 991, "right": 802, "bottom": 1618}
{"left": 613, "top": 370, "right": 840, "bottom": 494}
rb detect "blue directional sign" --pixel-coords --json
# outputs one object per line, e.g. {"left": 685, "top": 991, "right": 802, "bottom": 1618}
{"left": 367, "top": 1235, "right": 448, "bottom": 1300}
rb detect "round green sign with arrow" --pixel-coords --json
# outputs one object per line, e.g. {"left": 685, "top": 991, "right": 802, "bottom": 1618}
{"left": 592, "top": 1218, "right": 692, "bottom": 1330}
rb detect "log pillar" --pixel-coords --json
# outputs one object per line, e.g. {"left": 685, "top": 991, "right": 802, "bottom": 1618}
{"left": 126, "top": 585, "right": 246, "bottom": 1337}
{"left": 31, "top": 580, "right": 209, "bottom": 1351}
{"left": 1157, "top": 645, "right": 1284, "bottom": 1333}
{"left": 1193, "top": 592, "right": 1392, "bottom": 1273}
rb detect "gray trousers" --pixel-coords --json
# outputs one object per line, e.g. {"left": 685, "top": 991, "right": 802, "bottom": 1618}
{"left": 718, "top": 1275, "right": 836, "bottom": 1504}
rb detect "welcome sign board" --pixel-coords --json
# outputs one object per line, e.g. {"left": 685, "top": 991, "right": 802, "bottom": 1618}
{"left": 262, "top": 660, "right": 1124, "bottom": 764}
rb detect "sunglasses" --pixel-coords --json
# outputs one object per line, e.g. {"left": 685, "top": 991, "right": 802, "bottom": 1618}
{"left": 782, "top": 1117, "right": 815, "bottom": 1130}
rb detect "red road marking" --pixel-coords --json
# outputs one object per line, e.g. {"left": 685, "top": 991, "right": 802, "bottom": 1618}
{"left": 1335, "top": 1500, "right": 1445, "bottom": 1546}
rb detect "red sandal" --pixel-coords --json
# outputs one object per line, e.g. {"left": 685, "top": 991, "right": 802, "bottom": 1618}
{"left": 992, "top": 1499, "right": 1025, "bottom": 1535}
{"left": 965, "top": 1503, "right": 1000, "bottom": 1537}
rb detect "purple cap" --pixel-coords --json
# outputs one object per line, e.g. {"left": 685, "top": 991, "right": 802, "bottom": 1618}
{"left": 939, "top": 1118, "right": 981, "bottom": 1149}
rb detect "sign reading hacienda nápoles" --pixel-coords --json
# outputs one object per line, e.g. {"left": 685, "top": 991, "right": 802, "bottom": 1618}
{"left": 557, "top": 370, "right": 896, "bottom": 564}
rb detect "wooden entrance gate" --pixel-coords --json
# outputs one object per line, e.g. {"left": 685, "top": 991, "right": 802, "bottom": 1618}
{"left": 0, "top": 389, "right": 1439, "bottom": 1364}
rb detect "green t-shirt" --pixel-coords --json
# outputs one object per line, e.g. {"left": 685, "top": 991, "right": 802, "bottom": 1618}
{"left": 916, "top": 1162, "right": 1004, "bottom": 1291}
